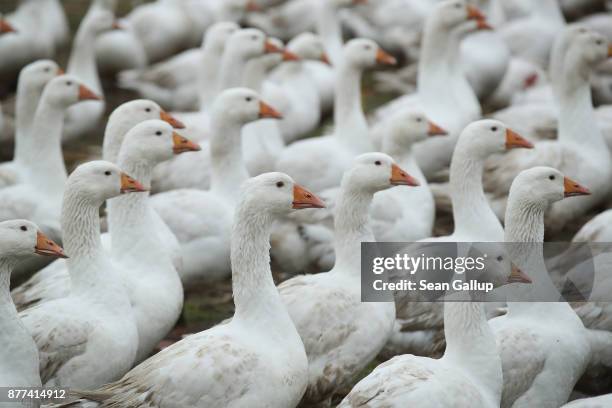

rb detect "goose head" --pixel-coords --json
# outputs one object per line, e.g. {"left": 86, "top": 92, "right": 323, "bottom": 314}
{"left": 43, "top": 75, "right": 101, "bottom": 108}
{"left": 569, "top": 29, "right": 612, "bottom": 69}
{"left": 511, "top": 167, "right": 590, "bottom": 207}
{"left": 240, "top": 172, "right": 325, "bottom": 215}
{"left": 119, "top": 120, "right": 200, "bottom": 167}
{"left": 344, "top": 152, "right": 420, "bottom": 194}
{"left": 203, "top": 21, "right": 240, "bottom": 53}
{"left": 228, "top": 28, "right": 283, "bottom": 60}
{"left": 211, "top": 88, "right": 282, "bottom": 127}
{"left": 19, "top": 60, "right": 63, "bottom": 94}
{"left": 109, "top": 99, "right": 185, "bottom": 131}
{"left": 0, "top": 220, "right": 66, "bottom": 259}
{"left": 459, "top": 119, "right": 533, "bottom": 159}
{"left": 82, "top": 8, "right": 120, "bottom": 37}
{"left": 385, "top": 110, "right": 448, "bottom": 151}
{"left": 467, "top": 242, "right": 532, "bottom": 287}
{"left": 287, "top": 32, "right": 330, "bottom": 64}
{"left": 434, "top": 0, "right": 488, "bottom": 30}
{"left": 251, "top": 38, "right": 296, "bottom": 71}
{"left": 343, "top": 38, "right": 396, "bottom": 69}
{"left": 67, "top": 161, "right": 146, "bottom": 206}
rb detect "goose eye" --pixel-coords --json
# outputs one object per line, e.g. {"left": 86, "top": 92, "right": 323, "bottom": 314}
{"left": 252, "top": 35, "right": 258, "bottom": 41}
{"left": 455, "top": 3, "right": 461, "bottom": 8}
{"left": 20, "top": 225, "right": 27, "bottom": 231}
{"left": 364, "top": 45, "right": 371, "bottom": 50}
{"left": 44, "top": 67, "right": 50, "bottom": 72}
{"left": 416, "top": 117, "right": 422, "bottom": 122}
{"left": 549, "top": 175, "right": 555, "bottom": 180}
{"left": 104, "top": 171, "right": 111, "bottom": 176}
{"left": 491, "top": 126, "right": 498, "bottom": 132}
{"left": 596, "top": 39, "right": 603, "bottom": 45}
{"left": 276, "top": 181, "right": 284, "bottom": 188}
{"left": 66, "top": 81, "right": 72, "bottom": 86}
{"left": 496, "top": 255, "right": 503, "bottom": 262}
{"left": 245, "top": 96, "right": 253, "bottom": 102}
{"left": 375, "top": 161, "right": 382, "bottom": 166}
{"left": 145, "top": 108, "right": 151, "bottom": 112}
{"left": 155, "top": 131, "right": 162, "bottom": 136}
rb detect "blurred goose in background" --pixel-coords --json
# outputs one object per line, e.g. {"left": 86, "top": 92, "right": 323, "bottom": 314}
{"left": 382, "top": 120, "right": 533, "bottom": 359}
{"left": 0, "top": 220, "right": 65, "bottom": 392}
{"left": 484, "top": 29, "right": 612, "bottom": 233}
{"left": 489, "top": 167, "right": 592, "bottom": 408}
{"left": 150, "top": 88, "right": 282, "bottom": 284}
{"left": 338, "top": 245, "right": 530, "bottom": 408}
{"left": 371, "top": 0, "right": 489, "bottom": 180}
{"left": 0, "top": 60, "right": 62, "bottom": 181}
{"left": 278, "top": 153, "right": 417, "bottom": 407}
{"left": 276, "top": 38, "right": 397, "bottom": 193}
{"left": 11, "top": 100, "right": 186, "bottom": 312}
{"left": 60, "top": 173, "right": 324, "bottom": 408}
{"left": 63, "top": 4, "right": 119, "bottom": 142}
{"left": 18, "top": 161, "right": 145, "bottom": 388}
{"left": 0, "top": 76, "right": 100, "bottom": 244}
{"left": 117, "top": 22, "right": 240, "bottom": 111}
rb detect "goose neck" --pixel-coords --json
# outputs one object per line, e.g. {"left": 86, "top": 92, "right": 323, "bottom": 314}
{"left": 18, "top": 99, "right": 68, "bottom": 193}
{"left": 417, "top": 23, "right": 454, "bottom": 104}
{"left": 218, "top": 48, "right": 250, "bottom": 94}
{"left": 442, "top": 301, "right": 502, "bottom": 403}
{"left": 449, "top": 146, "right": 502, "bottom": 238}
{"left": 558, "top": 61, "right": 605, "bottom": 151}
{"left": 107, "top": 159, "right": 156, "bottom": 260}
{"left": 242, "top": 59, "right": 268, "bottom": 93}
{"left": 315, "top": 1, "right": 343, "bottom": 65}
{"left": 209, "top": 118, "right": 249, "bottom": 201}
{"left": 102, "top": 116, "right": 133, "bottom": 163}
{"left": 0, "top": 259, "right": 18, "bottom": 309}
{"left": 231, "top": 206, "right": 287, "bottom": 327}
{"left": 334, "top": 63, "right": 370, "bottom": 151}
{"left": 14, "top": 80, "right": 43, "bottom": 148}
{"left": 332, "top": 187, "right": 375, "bottom": 275}
{"left": 67, "top": 21, "right": 101, "bottom": 92}
{"left": 198, "top": 45, "right": 223, "bottom": 111}
{"left": 504, "top": 194, "right": 546, "bottom": 244}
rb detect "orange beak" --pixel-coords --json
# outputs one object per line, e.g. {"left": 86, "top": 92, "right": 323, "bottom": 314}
{"left": 564, "top": 176, "right": 591, "bottom": 197}
{"left": 476, "top": 19, "right": 493, "bottom": 30}
{"left": 56, "top": 67, "right": 65, "bottom": 76}
{"left": 320, "top": 53, "right": 332, "bottom": 65}
{"left": 0, "top": 19, "right": 16, "bottom": 34}
{"left": 467, "top": 5, "right": 486, "bottom": 20}
{"left": 292, "top": 184, "right": 325, "bottom": 209}
{"left": 523, "top": 72, "right": 538, "bottom": 89}
{"left": 608, "top": 43, "right": 612, "bottom": 58}
{"left": 428, "top": 121, "right": 448, "bottom": 136}
{"left": 505, "top": 128, "right": 533, "bottom": 149}
{"left": 282, "top": 49, "right": 300, "bottom": 61}
{"left": 507, "top": 263, "right": 532, "bottom": 284}
{"left": 246, "top": 0, "right": 261, "bottom": 12}
{"left": 390, "top": 163, "right": 420, "bottom": 186}
{"left": 120, "top": 172, "right": 147, "bottom": 193}
{"left": 172, "top": 132, "right": 201, "bottom": 154}
{"left": 160, "top": 110, "right": 185, "bottom": 129}
{"left": 78, "top": 84, "right": 102, "bottom": 101}
{"left": 35, "top": 231, "right": 67, "bottom": 258}
{"left": 264, "top": 39, "right": 283, "bottom": 54}
{"left": 376, "top": 48, "right": 397, "bottom": 66}
{"left": 259, "top": 101, "right": 283, "bottom": 119}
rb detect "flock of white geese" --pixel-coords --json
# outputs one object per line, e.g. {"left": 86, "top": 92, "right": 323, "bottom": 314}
{"left": 1, "top": 0, "right": 612, "bottom": 407}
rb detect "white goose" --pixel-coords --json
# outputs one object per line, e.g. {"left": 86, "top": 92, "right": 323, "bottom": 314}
{"left": 381, "top": 119, "right": 533, "bottom": 359}
{"left": 63, "top": 5, "right": 118, "bottom": 142}
{"left": 117, "top": 22, "right": 239, "bottom": 111}
{"left": 0, "top": 59, "right": 62, "bottom": 187}
{"left": 275, "top": 38, "right": 396, "bottom": 193}
{"left": 278, "top": 152, "right": 418, "bottom": 406}
{"left": 338, "top": 245, "right": 531, "bottom": 408}
{"left": 371, "top": 0, "right": 488, "bottom": 179}
{"left": 18, "top": 161, "right": 145, "bottom": 388}
{"left": 0, "top": 220, "right": 65, "bottom": 390}
{"left": 150, "top": 88, "right": 282, "bottom": 284}
{"left": 12, "top": 100, "right": 186, "bottom": 312}
{"left": 0, "top": 75, "right": 100, "bottom": 241}
{"left": 484, "top": 28, "right": 612, "bottom": 233}
{"left": 60, "top": 172, "right": 325, "bottom": 408}
{"left": 489, "top": 167, "right": 592, "bottom": 408}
